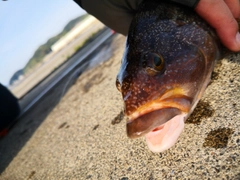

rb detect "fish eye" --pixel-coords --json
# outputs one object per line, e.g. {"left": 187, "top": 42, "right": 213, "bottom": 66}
{"left": 142, "top": 52, "right": 165, "bottom": 75}
{"left": 153, "top": 54, "right": 164, "bottom": 71}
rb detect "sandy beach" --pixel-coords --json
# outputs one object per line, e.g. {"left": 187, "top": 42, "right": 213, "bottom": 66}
{"left": 0, "top": 34, "right": 239, "bottom": 179}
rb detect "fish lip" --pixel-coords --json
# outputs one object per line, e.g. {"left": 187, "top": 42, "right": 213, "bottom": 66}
{"left": 126, "top": 107, "right": 182, "bottom": 139}
{"left": 126, "top": 95, "right": 192, "bottom": 139}
{"left": 126, "top": 88, "right": 192, "bottom": 120}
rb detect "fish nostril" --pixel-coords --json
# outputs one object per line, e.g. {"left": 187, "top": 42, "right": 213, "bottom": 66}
{"left": 116, "top": 79, "right": 121, "bottom": 92}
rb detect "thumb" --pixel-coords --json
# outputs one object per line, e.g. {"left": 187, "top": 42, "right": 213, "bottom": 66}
{"left": 195, "top": 0, "right": 240, "bottom": 52}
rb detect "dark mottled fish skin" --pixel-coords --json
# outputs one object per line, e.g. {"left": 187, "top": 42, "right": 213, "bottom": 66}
{"left": 116, "top": 0, "right": 221, "bottom": 141}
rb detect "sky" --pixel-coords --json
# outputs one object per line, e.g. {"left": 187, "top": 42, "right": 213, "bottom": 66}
{"left": 0, "top": 0, "right": 86, "bottom": 86}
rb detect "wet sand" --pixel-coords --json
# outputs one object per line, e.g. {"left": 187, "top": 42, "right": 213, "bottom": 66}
{"left": 0, "top": 34, "right": 239, "bottom": 179}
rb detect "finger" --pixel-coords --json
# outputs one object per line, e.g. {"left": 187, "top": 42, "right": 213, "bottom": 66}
{"left": 195, "top": 0, "right": 240, "bottom": 52}
{"left": 224, "top": 0, "right": 240, "bottom": 18}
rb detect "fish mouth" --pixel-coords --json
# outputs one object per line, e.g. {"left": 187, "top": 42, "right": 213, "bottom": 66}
{"left": 126, "top": 103, "right": 189, "bottom": 152}
{"left": 126, "top": 96, "right": 191, "bottom": 139}
{"left": 145, "top": 113, "right": 186, "bottom": 152}
{"left": 127, "top": 107, "right": 182, "bottom": 138}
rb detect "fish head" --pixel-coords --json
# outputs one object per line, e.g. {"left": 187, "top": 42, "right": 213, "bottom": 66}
{"left": 116, "top": 9, "right": 217, "bottom": 152}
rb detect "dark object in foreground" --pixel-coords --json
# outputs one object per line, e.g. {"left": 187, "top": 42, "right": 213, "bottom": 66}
{"left": 0, "top": 84, "right": 20, "bottom": 136}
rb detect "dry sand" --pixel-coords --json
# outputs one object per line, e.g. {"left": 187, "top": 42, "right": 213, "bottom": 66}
{"left": 0, "top": 34, "right": 239, "bottom": 179}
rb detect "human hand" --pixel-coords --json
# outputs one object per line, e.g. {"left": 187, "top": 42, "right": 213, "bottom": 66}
{"left": 195, "top": 0, "right": 240, "bottom": 52}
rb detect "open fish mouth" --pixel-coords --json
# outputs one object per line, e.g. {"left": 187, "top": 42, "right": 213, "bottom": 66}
{"left": 126, "top": 93, "right": 191, "bottom": 138}
{"left": 126, "top": 96, "right": 191, "bottom": 152}
{"left": 126, "top": 107, "right": 187, "bottom": 152}
{"left": 145, "top": 113, "right": 186, "bottom": 152}
{"left": 127, "top": 107, "right": 182, "bottom": 138}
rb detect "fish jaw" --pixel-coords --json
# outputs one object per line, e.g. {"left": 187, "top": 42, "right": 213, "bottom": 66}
{"left": 126, "top": 94, "right": 191, "bottom": 137}
{"left": 125, "top": 95, "right": 191, "bottom": 153}
{"left": 127, "top": 107, "right": 182, "bottom": 138}
{"left": 145, "top": 114, "right": 186, "bottom": 153}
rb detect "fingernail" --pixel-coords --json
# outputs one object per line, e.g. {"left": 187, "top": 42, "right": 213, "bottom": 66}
{"left": 236, "top": 32, "right": 240, "bottom": 45}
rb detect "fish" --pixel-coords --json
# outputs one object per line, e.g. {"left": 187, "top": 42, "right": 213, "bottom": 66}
{"left": 116, "top": 0, "right": 221, "bottom": 152}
